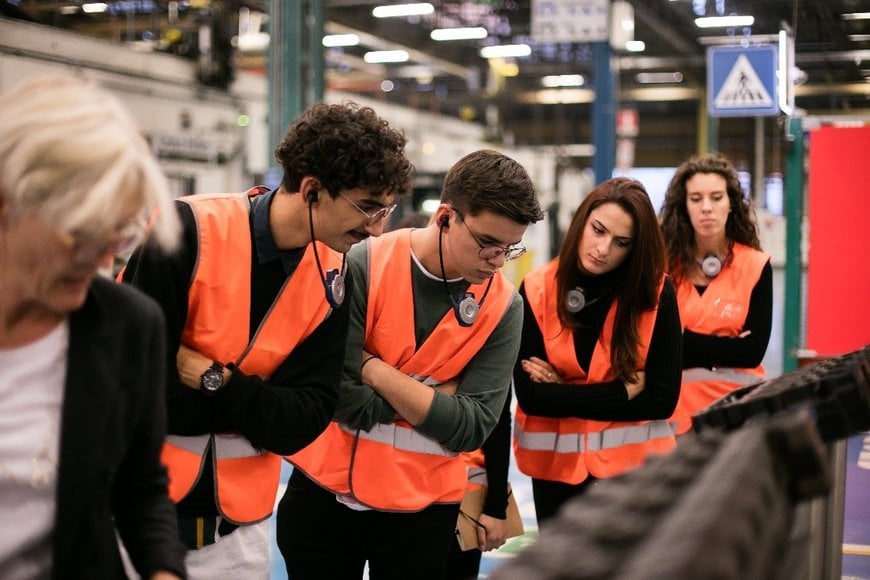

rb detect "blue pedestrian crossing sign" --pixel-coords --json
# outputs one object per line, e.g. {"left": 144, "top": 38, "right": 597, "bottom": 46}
{"left": 707, "top": 45, "right": 779, "bottom": 117}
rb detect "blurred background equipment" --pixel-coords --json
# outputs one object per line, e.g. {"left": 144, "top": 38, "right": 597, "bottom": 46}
{"left": 492, "top": 345, "right": 870, "bottom": 580}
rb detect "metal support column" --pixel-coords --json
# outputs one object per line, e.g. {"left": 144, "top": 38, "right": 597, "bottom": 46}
{"left": 592, "top": 41, "right": 615, "bottom": 185}
{"left": 267, "top": 0, "right": 324, "bottom": 153}
{"left": 696, "top": 87, "right": 712, "bottom": 155}
{"left": 805, "top": 440, "right": 846, "bottom": 580}
{"left": 754, "top": 116, "right": 765, "bottom": 203}
{"left": 706, "top": 113, "right": 719, "bottom": 153}
{"left": 783, "top": 117, "right": 805, "bottom": 373}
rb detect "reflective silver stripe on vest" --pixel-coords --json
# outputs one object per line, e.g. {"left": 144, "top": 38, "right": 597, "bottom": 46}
{"left": 166, "top": 434, "right": 210, "bottom": 455}
{"left": 341, "top": 422, "right": 456, "bottom": 457}
{"left": 213, "top": 434, "right": 265, "bottom": 460}
{"left": 682, "top": 367, "right": 763, "bottom": 386}
{"left": 408, "top": 373, "right": 441, "bottom": 387}
{"left": 516, "top": 420, "right": 673, "bottom": 453}
{"left": 467, "top": 466, "right": 488, "bottom": 486}
{"left": 515, "top": 428, "right": 585, "bottom": 453}
{"left": 585, "top": 420, "right": 674, "bottom": 451}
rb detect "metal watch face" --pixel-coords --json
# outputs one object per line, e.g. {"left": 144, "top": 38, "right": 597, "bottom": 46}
{"left": 201, "top": 368, "right": 224, "bottom": 393}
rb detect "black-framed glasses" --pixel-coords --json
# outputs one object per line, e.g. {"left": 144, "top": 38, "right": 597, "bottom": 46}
{"left": 453, "top": 208, "right": 527, "bottom": 262}
{"left": 338, "top": 192, "right": 397, "bottom": 227}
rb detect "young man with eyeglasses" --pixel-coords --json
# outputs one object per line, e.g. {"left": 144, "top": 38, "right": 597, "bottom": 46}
{"left": 280, "top": 149, "right": 544, "bottom": 580}
{"left": 121, "top": 102, "right": 412, "bottom": 579}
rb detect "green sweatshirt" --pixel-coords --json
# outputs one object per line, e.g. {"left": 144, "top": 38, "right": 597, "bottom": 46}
{"left": 336, "top": 240, "right": 523, "bottom": 453}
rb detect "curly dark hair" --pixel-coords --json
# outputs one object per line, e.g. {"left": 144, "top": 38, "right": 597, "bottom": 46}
{"left": 274, "top": 101, "right": 413, "bottom": 199}
{"left": 556, "top": 177, "right": 666, "bottom": 381}
{"left": 659, "top": 152, "right": 760, "bottom": 285}
{"left": 441, "top": 149, "right": 544, "bottom": 225}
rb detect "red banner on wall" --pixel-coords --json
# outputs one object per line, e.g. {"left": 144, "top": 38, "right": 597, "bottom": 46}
{"left": 806, "top": 125, "right": 870, "bottom": 355}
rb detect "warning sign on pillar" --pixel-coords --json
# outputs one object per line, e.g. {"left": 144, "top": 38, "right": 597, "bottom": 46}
{"left": 616, "top": 108, "right": 639, "bottom": 137}
{"left": 615, "top": 138, "right": 635, "bottom": 172}
{"left": 707, "top": 45, "right": 779, "bottom": 117}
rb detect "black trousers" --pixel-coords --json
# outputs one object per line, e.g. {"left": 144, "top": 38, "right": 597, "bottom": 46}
{"left": 444, "top": 540, "right": 482, "bottom": 580}
{"left": 531, "top": 475, "right": 598, "bottom": 526}
{"left": 277, "top": 470, "right": 460, "bottom": 580}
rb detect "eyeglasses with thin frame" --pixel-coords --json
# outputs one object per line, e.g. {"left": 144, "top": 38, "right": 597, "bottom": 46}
{"left": 59, "top": 221, "right": 144, "bottom": 263}
{"left": 338, "top": 191, "right": 397, "bottom": 227}
{"left": 453, "top": 208, "right": 527, "bottom": 262}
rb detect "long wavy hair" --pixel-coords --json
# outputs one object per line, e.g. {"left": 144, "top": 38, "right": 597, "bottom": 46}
{"left": 660, "top": 152, "right": 760, "bottom": 285}
{"left": 555, "top": 177, "right": 666, "bottom": 381}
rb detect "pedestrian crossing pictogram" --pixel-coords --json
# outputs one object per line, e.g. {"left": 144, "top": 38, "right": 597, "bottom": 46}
{"left": 707, "top": 45, "right": 779, "bottom": 117}
{"left": 714, "top": 54, "right": 774, "bottom": 109}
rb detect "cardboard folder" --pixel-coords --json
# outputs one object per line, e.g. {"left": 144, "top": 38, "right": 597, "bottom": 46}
{"left": 455, "top": 484, "right": 524, "bottom": 551}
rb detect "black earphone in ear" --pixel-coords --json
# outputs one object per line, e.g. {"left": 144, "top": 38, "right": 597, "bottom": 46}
{"left": 439, "top": 216, "right": 449, "bottom": 228}
{"left": 306, "top": 189, "right": 319, "bottom": 204}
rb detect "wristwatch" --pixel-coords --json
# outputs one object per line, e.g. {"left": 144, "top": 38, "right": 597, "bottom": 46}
{"left": 200, "top": 361, "right": 225, "bottom": 394}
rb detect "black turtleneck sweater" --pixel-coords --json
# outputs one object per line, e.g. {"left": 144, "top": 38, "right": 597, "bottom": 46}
{"left": 513, "top": 271, "right": 682, "bottom": 421}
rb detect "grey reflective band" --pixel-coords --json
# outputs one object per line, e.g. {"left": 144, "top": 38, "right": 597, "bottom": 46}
{"left": 682, "top": 367, "right": 763, "bottom": 386}
{"left": 213, "top": 433, "right": 266, "bottom": 460}
{"left": 515, "top": 430, "right": 585, "bottom": 453}
{"left": 342, "top": 422, "right": 457, "bottom": 457}
{"left": 467, "top": 467, "right": 488, "bottom": 486}
{"left": 585, "top": 420, "right": 674, "bottom": 451}
{"left": 515, "top": 420, "right": 674, "bottom": 453}
{"left": 408, "top": 373, "right": 441, "bottom": 387}
{"left": 166, "top": 434, "right": 210, "bottom": 455}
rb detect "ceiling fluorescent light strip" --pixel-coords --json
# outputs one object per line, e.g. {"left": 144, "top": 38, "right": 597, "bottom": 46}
{"left": 323, "top": 34, "right": 360, "bottom": 47}
{"left": 364, "top": 50, "right": 410, "bottom": 63}
{"left": 541, "top": 74, "right": 584, "bottom": 87}
{"left": 372, "top": 3, "right": 434, "bottom": 18}
{"left": 636, "top": 72, "right": 684, "bottom": 84}
{"left": 431, "top": 27, "right": 488, "bottom": 41}
{"left": 841, "top": 13, "right": 870, "bottom": 21}
{"left": 480, "top": 44, "right": 531, "bottom": 59}
{"left": 695, "top": 15, "right": 755, "bottom": 28}
{"left": 82, "top": 2, "right": 108, "bottom": 13}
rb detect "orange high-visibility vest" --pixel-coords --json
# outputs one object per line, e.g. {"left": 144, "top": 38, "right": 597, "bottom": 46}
{"left": 161, "top": 190, "right": 343, "bottom": 525}
{"left": 670, "top": 243, "right": 769, "bottom": 434}
{"left": 290, "top": 229, "right": 515, "bottom": 511}
{"left": 514, "top": 259, "right": 675, "bottom": 485}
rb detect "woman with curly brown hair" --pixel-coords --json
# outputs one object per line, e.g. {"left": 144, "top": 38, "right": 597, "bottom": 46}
{"left": 660, "top": 152, "right": 772, "bottom": 435}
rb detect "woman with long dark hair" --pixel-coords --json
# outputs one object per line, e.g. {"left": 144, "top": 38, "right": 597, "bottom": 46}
{"left": 513, "top": 177, "right": 682, "bottom": 525}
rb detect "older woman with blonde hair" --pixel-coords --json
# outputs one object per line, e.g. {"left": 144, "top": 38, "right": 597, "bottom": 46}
{"left": 0, "top": 74, "right": 185, "bottom": 579}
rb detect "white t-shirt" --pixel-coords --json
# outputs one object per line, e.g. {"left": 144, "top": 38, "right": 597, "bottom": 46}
{"left": 0, "top": 321, "right": 68, "bottom": 579}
